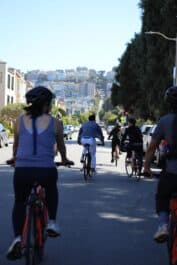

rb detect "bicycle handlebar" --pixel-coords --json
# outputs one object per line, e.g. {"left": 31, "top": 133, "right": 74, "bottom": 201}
{"left": 6, "top": 158, "right": 74, "bottom": 168}
{"left": 55, "top": 161, "right": 74, "bottom": 167}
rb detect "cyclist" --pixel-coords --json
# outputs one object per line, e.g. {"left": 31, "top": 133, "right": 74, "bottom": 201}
{"left": 108, "top": 122, "right": 121, "bottom": 163}
{"left": 121, "top": 117, "right": 143, "bottom": 172}
{"left": 144, "top": 86, "right": 177, "bottom": 243}
{"left": 77, "top": 114, "right": 104, "bottom": 172}
{"left": 6, "top": 86, "right": 72, "bottom": 260}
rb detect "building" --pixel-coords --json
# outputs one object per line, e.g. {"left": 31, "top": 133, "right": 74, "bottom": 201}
{"left": 0, "top": 60, "right": 29, "bottom": 108}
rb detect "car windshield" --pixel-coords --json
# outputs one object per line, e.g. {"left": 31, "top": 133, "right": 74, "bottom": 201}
{"left": 149, "top": 125, "right": 157, "bottom": 135}
{"left": 0, "top": 123, "right": 5, "bottom": 132}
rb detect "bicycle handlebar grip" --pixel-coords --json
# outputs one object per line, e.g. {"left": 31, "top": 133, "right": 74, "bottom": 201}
{"left": 55, "top": 161, "right": 74, "bottom": 167}
{"left": 6, "top": 158, "right": 15, "bottom": 166}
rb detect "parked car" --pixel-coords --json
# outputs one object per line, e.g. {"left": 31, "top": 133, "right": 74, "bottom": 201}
{"left": 0, "top": 123, "right": 9, "bottom": 147}
{"left": 154, "top": 139, "right": 168, "bottom": 167}
{"left": 145, "top": 124, "right": 157, "bottom": 152}
{"left": 67, "top": 125, "right": 75, "bottom": 132}
{"left": 63, "top": 125, "right": 73, "bottom": 140}
{"left": 141, "top": 124, "right": 154, "bottom": 153}
{"left": 106, "top": 125, "right": 114, "bottom": 135}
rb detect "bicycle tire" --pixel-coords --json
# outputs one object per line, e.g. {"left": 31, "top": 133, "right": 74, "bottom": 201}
{"left": 125, "top": 157, "right": 133, "bottom": 177}
{"left": 167, "top": 218, "right": 173, "bottom": 265}
{"left": 33, "top": 210, "right": 45, "bottom": 265}
{"left": 168, "top": 215, "right": 177, "bottom": 265}
{"left": 24, "top": 208, "right": 42, "bottom": 265}
{"left": 83, "top": 155, "right": 88, "bottom": 181}
{"left": 87, "top": 153, "right": 91, "bottom": 177}
{"left": 136, "top": 156, "right": 142, "bottom": 181}
{"left": 83, "top": 153, "right": 91, "bottom": 180}
{"left": 133, "top": 159, "right": 139, "bottom": 181}
{"left": 25, "top": 207, "right": 33, "bottom": 265}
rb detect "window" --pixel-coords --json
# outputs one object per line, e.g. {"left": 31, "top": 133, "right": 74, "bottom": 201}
{"left": 11, "top": 96, "right": 13, "bottom": 103}
{"left": 7, "top": 74, "right": 10, "bottom": 89}
{"left": 11, "top": 76, "right": 14, "bottom": 90}
{"left": 0, "top": 72, "right": 2, "bottom": 83}
{"left": 7, "top": 95, "right": 10, "bottom": 104}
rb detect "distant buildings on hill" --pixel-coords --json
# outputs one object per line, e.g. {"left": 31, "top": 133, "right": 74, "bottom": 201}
{"left": 0, "top": 60, "right": 115, "bottom": 114}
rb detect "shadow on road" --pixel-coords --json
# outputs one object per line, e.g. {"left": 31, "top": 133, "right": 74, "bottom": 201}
{"left": 0, "top": 165, "right": 167, "bottom": 265}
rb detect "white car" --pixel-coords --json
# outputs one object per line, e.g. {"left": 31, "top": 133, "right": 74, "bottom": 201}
{"left": 141, "top": 124, "right": 154, "bottom": 153}
{"left": 0, "top": 123, "right": 9, "bottom": 147}
{"left": 63, "top": 125, "right": 73, "bottom": 140}
{"left": 107, "top": 125, "right": 114, "bottom": 135}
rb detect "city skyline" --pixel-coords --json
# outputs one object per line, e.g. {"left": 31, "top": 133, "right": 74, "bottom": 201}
{"left": 0, "top": 0, "right": 141, "bottom": 72}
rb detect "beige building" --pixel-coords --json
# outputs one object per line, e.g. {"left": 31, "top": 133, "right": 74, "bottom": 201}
{"left": 0, "top": 61, "right": 31, "bottom": 108}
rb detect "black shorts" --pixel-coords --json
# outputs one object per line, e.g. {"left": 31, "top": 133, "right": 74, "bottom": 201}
{"left": 13, "top": 167, "right": 58, "bottom": 202}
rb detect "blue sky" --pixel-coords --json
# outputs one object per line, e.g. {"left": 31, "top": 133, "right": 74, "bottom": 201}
{"left": 0, "top": 0, "right": 142, "bottom": 72}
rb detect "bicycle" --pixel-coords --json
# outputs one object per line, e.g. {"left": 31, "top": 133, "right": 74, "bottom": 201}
{"left": 6, "top": 160, "right": 74, "bottom": 265}
{"left": 167, "top": 193, "right": 177, "bottom": 265}
{"left": 82, "top": 144, "right": 92, "bottom": 181}
{"left": 21, "top": 182, "right": 48, "bottom": 265}
{"left": 125, "top": 150, "right": 142, "bottom": 181}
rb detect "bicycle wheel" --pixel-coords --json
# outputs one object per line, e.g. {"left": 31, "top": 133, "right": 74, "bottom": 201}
{"left": 125, "top": 157, "right": 133, "bottom": 177}
{"left": 168, "top": 215, "right": 177, "bottom": 265}
{"left": 83, "top": 155, "right": 89, "bottom": 181}
{"left": 133, "top": 159, "right": 139, "bottom": 181}
{"left": 33, "top": 211, "right": 45, "bottom": 264}
{"left": 168, "top": 218, "right": 173, "bottom": 265}
{"left": 135, "top": 156, "right": 142, "bottom": 181}
{"left": 24, "top": 208, "right": 42, "bottom": 265}
{"left": 24, "top": 207, "right": 33, "bottom": 265}
{"left": 87, "top": 153, "right": 92, "bottom": 177}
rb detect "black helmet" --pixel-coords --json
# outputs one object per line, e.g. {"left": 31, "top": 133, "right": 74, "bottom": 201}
{"left": 88, "top": 113, "right": 96, "bottom": 121}
{"left": 128, "top": 117, "right": 136, "bottom": 125}
{"left": 25, "top": 86, "right": 55, "bottom": 105}
{"left": 165, "top": 86, "right": 177, "bottom": 105}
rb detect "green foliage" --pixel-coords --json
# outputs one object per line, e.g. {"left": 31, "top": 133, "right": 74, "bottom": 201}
{"left": 78, "top": 112, "right": 90, "bottom": 124}
{"left": 0, "top": 103, "right": 25, "bottom": 135}
{"left": 102, "top": 111, "right": 117, "bottom": 125}
{"left": 51, "top": 105, "right": 67, "bottom": 117}
{"left": 112, "top": 0, "right": 177, "bottom": 120}
{"left": 0, "top": 103, "right": 24, "bottom": 122}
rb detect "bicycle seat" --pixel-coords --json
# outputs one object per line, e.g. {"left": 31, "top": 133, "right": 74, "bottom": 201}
{"left": 84, "top": 144, "right": 90, "bottom": 148}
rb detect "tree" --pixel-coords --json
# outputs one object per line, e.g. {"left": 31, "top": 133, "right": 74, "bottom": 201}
{"left": 112, "top": 0, "right": 177, "bottom": 120}
{"left": 0, "top": 103, "right": 24, "bottom": 123}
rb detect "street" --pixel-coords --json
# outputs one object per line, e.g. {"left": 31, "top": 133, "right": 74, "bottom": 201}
{"left": 0, "top": 132, "right": 168, "bottom": 265}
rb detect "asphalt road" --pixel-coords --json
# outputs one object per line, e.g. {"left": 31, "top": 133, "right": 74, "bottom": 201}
{"left": 0, "top": 132, "right": 168, "bottom": 265}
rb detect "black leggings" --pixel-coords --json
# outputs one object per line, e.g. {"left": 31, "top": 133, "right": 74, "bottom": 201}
{"left": 111, "top": 140, "right": 120, "bottom": 157}
{"left": 156, "top": 172, "right": 177, "bottom": 214}
{"left": 13, "top": 167, "right": 58, "bottom": 237}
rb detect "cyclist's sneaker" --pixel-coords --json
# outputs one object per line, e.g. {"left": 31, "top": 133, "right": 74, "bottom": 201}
{"left": 46, "top": 220, "right": 61, "bottom": 237}
{"left": 153, "top": 224, "right": 168, "bottom": 243}
{"left": 80, "top": 155, "right": 84, "bottom": 163}
{"left": 6, "top": 236, "right": 21, "bottom": 260}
